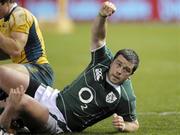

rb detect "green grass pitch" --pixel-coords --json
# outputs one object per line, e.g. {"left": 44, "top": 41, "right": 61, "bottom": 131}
{"left": 1, "top": 23, "right": 180, "bottom": 134}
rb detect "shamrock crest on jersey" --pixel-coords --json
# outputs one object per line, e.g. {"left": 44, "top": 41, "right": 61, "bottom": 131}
{"left": 106, "top": 91, "right": 117, "bottom": 103}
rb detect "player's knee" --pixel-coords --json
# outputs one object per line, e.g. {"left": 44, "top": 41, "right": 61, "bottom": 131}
{"left": 0, "top": 66, "right": 7, "bottom": 75}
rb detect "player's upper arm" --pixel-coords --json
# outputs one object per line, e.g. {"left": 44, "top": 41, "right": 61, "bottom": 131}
{"left": 91, "top": 38, "right": 106, "bottom": 51}
{"left": 91, "top": 40, "right": 106, "bottom": 52}
{"left": 11, "top": 31, "right": 28, "bottom": 50}
{"left": 9, "top": 8, "right": 31, "bottom": 53}
{"left": 90, "top": 45, "right": 113, "bottom": 66}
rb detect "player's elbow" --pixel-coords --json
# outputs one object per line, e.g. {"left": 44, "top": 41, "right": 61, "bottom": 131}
{"left": 9, "top": 49, "right": 22, "bottom": 57}
{"left": 9, "top": 40, "right": 24, "bottom": 57}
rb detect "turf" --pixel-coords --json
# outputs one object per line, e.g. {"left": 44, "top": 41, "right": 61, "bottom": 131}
{"left": 1, "top": 22, "right": 180, "bottom": 134}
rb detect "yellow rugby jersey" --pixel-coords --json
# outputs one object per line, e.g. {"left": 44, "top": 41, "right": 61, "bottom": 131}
{"left": 0, "top": 3, "right": 48, "bottom": 64}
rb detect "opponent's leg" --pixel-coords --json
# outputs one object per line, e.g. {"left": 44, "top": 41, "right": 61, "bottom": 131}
{"left": 0, "top": 65, "right": 29, "bottom": 95}
{"left": 0, "top": 85, "right": 49, "bottom": 133}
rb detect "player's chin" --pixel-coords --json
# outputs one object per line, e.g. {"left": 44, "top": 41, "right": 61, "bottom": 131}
{"left": 111, "top": 78, "right": 121, "bottom": 85}
{"left": 114, "top": 77, "right": 126, "bottom": 85}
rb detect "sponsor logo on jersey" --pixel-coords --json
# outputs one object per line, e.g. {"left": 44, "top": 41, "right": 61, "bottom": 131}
{"left": 79, "top": 87, "right": 94, "bottom": 111}
{"left": 81, "top": 104, "right": 88, "bottom": 111}
{"left": 106, "top": 92, "right": 117, "bottom": 103}
{"left": 94, "top": 68, "right": 103, "bottom": 81}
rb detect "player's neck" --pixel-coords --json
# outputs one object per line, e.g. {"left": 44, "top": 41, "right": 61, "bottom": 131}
{"left": 1, "top": 2, "right": 17, "bottom": 19}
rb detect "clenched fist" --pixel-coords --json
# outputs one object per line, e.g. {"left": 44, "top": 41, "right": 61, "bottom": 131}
{"left": 112, "top": 113, "right": 126, "bottom": 131}
{"left": 99, "top": 1, "right": 116, "bottom": 17}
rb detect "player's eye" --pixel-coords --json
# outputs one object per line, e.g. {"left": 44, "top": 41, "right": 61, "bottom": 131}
{"left": 123, "top": 67, "right": 131, "bottom": 74}
{"left": 116, "top": 61, "right": 122, "bottom": 67}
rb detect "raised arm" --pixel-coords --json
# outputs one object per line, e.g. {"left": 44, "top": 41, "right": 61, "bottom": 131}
{"left": 91, "top": 1, "right": 116, "bottom": 50}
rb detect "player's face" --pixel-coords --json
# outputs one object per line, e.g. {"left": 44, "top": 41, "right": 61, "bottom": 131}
{"left": 108, "top": 55, "right": 134, "bottom": 85}
{"left": 0, "top": 3, "right": 9, "bottom": 19}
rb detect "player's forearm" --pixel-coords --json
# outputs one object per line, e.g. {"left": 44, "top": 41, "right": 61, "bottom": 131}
{"left": 0, "top": 32, "right": 22, "bottom": 56}
{"left": 91, "top": 1, "right": 116, "bottom": 50}
{"left": 91, "top": 15, "right": 107, "bottom": 50}
{"left": 121, "top": 120, "right": 139, "bottom": 132}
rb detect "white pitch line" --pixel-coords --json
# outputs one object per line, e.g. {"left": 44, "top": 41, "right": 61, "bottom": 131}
{"left": 138, "top": 112, "right": 180, "bottom": 116}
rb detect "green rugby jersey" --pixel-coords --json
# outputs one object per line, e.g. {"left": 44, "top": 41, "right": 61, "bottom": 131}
{"left": 56, "top": 46, "right": 137, "bottom": 132}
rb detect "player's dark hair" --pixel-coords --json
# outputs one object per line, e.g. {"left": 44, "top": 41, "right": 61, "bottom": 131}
{"left": 0, "top": 0, "right": 14, "bottom": 5}
{"left": 113, "top": 49, "right": 139, "bottom": 74}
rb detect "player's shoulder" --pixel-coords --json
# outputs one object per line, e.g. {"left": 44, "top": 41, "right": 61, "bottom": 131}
{"left": 121, "top": 79, "right": 136, "bottom": 100}
{"left": 12, "top": 6, "right": 27, "bottom": 17}
{"left": 10, "top": 6, "right": 33, "bottom": 25}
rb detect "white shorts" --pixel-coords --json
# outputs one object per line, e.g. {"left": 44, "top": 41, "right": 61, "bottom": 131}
{"left": 34, "top": 85, "right": 71, "bottom": 134}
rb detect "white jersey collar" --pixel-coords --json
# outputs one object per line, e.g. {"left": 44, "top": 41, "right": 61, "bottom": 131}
{"left": 9, "top": 3, "right": 18, "bottom": 13}
{"left": 106, "top": 74, "right": 121, "bottom": 95}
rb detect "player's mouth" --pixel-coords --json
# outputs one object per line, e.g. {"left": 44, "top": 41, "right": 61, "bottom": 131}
{"left": 112, "top": 75, "right": 120, "bottom": 80}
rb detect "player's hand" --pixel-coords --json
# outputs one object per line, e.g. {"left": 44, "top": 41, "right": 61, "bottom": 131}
{"left": 99, "top": 1, "right": 116, "bottom": 17}
{"left": 112, "top": 113, "right": 126, "bottom": 131}
{"left": 6, "top": 85, "right": 25, "bottom": 110}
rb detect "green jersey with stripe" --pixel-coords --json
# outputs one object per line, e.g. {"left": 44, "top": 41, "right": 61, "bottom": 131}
{"left": 56, "top": 46, "right": 137, "bottom": 132}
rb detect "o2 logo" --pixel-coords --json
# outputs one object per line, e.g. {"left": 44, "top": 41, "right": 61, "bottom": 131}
{"left": 79, "top": 87, "right": 93, "bottom": 110}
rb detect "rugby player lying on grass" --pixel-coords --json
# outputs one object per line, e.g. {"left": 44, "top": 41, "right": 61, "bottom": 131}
{"left": 0, "top": 1, "right": 139, "bottom": 134}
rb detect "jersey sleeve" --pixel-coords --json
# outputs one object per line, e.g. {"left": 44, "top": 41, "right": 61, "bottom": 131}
{"left": 10, "top": 8, "right": 33, "bottom": 34}
{"left": 116, "top": 99, "right": 137, "bottom": 122}
{"left": 115, "top": 80, "right": 137, "bottom": 122}
{"left": 90, "top": 45, "right": 113, "bottom": 66}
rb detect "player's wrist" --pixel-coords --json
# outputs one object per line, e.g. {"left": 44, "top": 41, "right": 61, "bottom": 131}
{"left": 118, "top": 123, "right": 126, "bottom": 132}
{"left": 98, "top": 12, "right": 107, "bottom": 18}
{"left": 122, "top": 123, "right": 126, "bottom": 131}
